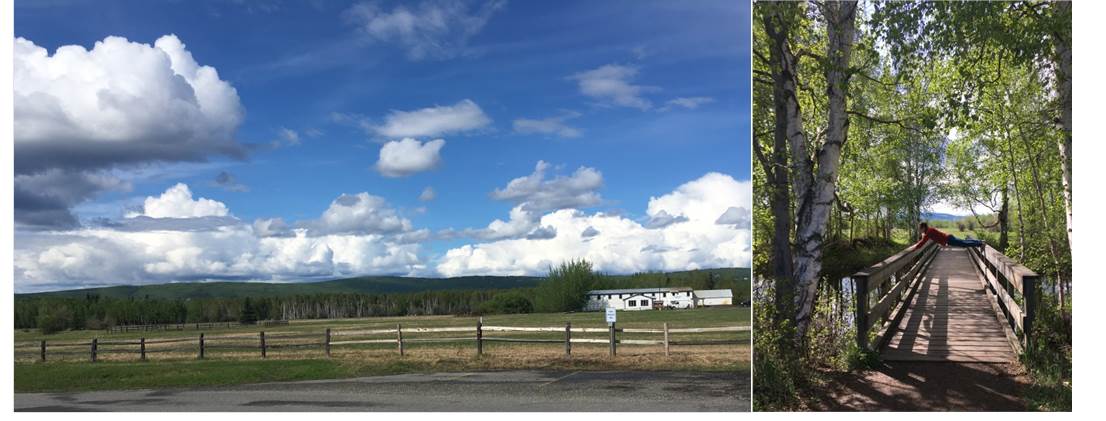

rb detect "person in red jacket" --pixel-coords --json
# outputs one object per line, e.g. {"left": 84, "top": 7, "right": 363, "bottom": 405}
{"left": 912, "top": 222, "right": 984, "bottom": 251}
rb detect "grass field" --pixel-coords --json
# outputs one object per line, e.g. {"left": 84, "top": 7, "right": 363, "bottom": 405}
{"left": 15, "top": 306, "right": 749, "bottom": 393}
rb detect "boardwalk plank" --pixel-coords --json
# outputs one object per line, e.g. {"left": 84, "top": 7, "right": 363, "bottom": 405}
{"left": 880, "top": 248, "right": 1016, "bottom": 363}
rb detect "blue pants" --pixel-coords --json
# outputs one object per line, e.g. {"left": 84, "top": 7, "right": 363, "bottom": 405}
{"left": 947, "top": 235, "right": 983, "bottom": 248}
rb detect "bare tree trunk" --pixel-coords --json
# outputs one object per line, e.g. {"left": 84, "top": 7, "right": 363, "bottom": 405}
{"left": 761, "top": 2, "right": 803, "bottom": 320}
{"left": 793, "top": 0, "right": 857, "bottom": 339}
{"left": 999, "top": 183, "right": 1009, "bottom": 251}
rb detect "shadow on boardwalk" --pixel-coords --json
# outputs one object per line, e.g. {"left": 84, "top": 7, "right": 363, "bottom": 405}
{"left": 808, "top": 361, "right": 1029, "bottom": 411}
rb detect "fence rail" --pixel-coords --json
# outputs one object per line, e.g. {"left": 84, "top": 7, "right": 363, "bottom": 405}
{"left": 852, "top": 241, "right": 939, "bottom": 351}
{"left": 17, "top": 320, "right": 748, "bottom": 363}
{"left": 966, "top": 244, "right": 1038, "bottom": 351}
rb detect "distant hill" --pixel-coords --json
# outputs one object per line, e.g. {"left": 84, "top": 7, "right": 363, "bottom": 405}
{"left": 17, "top": 268, "right": 751, "bottom": 301}
{"left": 18, "top": 275, "right": 543, "bottom": 300}
{"left": 922, "top": 212, "right": 967, "bottom": 221}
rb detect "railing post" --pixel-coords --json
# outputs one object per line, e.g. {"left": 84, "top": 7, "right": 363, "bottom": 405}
{"left": 396, "top": 324, "right": 404, "bottom": 356}
{"left": 260, "top": 331, "right": 267, "bottom": 359}
{"left": 476, "top": 318, "right": 483, "bottom": 357}
{"left": 854, "top": 275, "right": 870, "bottom": 351}
{"left": 90, "top": 338, "right": 98, "bottom": 363}
{"left": 1023, "top": 275, "right": 1037, "bottom": 349}
{"left": 325, "top": 328, "right": 332, "bottom": 358}
{"left": 609, "top": 322, "right": 617, "bottom": 357}
{"left": 564, "top": 321, "right": 571, "bottom": 357}
{"left": 663, "top": 322, "right": 670, "bottom": 357}
{"left": 140, "top": 337, "right": 146, "bottom": 361}
{"left": 199, "top": 333, "right": 205, "bottom": 359}
{"left": 40, "top": 340, "right": 46, "bottom": 363}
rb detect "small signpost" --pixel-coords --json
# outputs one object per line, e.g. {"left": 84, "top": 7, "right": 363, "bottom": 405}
{"left": 606, "top": 308, "right": 617, "bottom": 357}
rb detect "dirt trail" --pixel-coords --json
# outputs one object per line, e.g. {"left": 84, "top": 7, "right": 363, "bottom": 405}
{"left": 808, "top": 361, "right": 1029, "bottom": 411}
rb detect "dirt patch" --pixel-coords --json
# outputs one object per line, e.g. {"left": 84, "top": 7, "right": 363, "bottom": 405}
{"left": 807, "top": 361, "right": 1030, "bottom": 411}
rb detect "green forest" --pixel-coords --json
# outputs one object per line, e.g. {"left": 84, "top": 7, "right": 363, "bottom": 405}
{"left": 752, "top": 0, "right": 1070, "bottom": 410}
{"left": 15, "top": 263, "right": 750, "bottom": 334}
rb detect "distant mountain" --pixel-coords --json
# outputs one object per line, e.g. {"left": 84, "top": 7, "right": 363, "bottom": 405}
{"left": 922, "top": 212, "right": 966, "bottom": 221}
{"left": 16, "top": 268, "right": 751, "bottom": 301}
{"left": 17, "top": 275, "right": 543, "bottom": 300}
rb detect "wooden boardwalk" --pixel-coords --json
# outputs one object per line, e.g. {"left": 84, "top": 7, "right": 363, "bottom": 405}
{"left": 881, "top": 248, "right": 1017, "bottom": 363}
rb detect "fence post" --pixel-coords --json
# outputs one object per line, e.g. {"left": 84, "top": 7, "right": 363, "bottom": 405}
{"left": 396, "top": 324, "right": 404, "bottom": 356}
{"left": 325, "top": 328, "right": 332, "bottom": 358}
{"left": 140, "top": 337, "right": 146, "bottom": 361}
{"left": 90, "top": 338, "right": 98, "bottom": 363}
{"left": 476, "top": 318, "right": 483, "bottom": 357}
{"left": 609, "top": 322, "right": 616, "bottom": 357}
{"left": 854, "top": 275, "right": 870, "bottom": 351}
{"left": 663, "top": 322, "right": 670, "bottom": 357}
{"left": 260, "top": 331, "right": 267, "bottom": 358}
{"left": 40, "top": 340, "right": 46, "bottom": 362}
{"left": 564, "top": 321, "right": 571, "bottom": 357}
{"left": 199, "top": 333, "right": 205, "bottom": 359}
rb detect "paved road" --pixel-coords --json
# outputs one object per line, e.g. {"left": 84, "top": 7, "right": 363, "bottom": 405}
{"left": 15, "top": 370, "right": 749, "bottom": 412}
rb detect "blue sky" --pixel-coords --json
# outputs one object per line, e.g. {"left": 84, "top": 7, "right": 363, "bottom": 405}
{"left": 13, "top": 0, "right": 751, "bottom": 291}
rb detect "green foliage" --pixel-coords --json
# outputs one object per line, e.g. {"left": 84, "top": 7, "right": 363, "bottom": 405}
{"left": 1022, "top": 293, "right": 1072, "bottom": 411}
{"left": 36, "top": 305, "right": 73, "bottom": 335}
{"left": 533, "top": 260, "right": 599, "bottom": 313}
{"left": 476, "top": 290, "right": 534, "bottom": 315}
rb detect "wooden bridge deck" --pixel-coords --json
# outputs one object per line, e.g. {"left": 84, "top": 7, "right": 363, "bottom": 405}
{"left": 880, "top": 248, "right": 1017, "bottom": 363}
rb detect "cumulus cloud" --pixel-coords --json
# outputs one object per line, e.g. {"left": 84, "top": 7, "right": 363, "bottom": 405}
{"left": 15, "top": 190, "right": 427, "bottom": 291}
{"left": 490, "top": 161, "right": 603, "bottom": 214}
{"left": 659, "top": 96, "right": 715, "bottom": 111}
{"left": 127, "top": 183, "right": 230, "bottom": 219}
{"left": 581, "top": 226, "right": 600, "bottom": 238}
{"left": 343, "top": 0, "right": 506, "bottom": 61}
{"left": 569, "top": 64, "right": 656, "bottom": 110}
{"left": 715, "top": 206, "right": 750, "bottom": 229}
{"left": 14, "top": 34, "right": 245, "bottom": 228}
{"left": 376, "top": 138, "right": 446, "bottom": 177}
{"left": 437, "top": 172, "right": 751, "bottom": 277}
{"left": 644, "top": 210, "right": 689, "bottom": 229}
{"left": 512, "top": 112, "right": 581, "bottom": 138}
{"left": 373, "top": 99, "right": 490, "bottom": 138}
{"left": 525, "top": 226, "right": 558, "bottom": 240}
{"left": 15, "top": 228, "right": 426, "bottom": 291}
{"left": 308, "top": 192, "right": 413, "bottom": 235}
{"left": 419, "top": 186, "right": 437, "bottom": 201}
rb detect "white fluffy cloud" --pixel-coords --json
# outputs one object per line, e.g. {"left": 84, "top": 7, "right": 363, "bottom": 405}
{"left": 343, "top": 0, "right": 505, "bottom": 61}
{"left": 310, "top": 192, "right": 413, "bottom": 235}
{"left": 437, "top": 172, "right": 751, "bottom": 277}
{"left": 569, "top": 64, "right": 655, "bottom": 110}
{"left": 127, "top": 183, "right": 230, "bottom": 219}
{"left": 14, "top": 34, "right": 245, "bottom": 228}
{"left": 491, "top": 161, "right": 603, "bottom": 214}
{"left": 15, "top": 190, "right": 425, "bottom": 291}
{"left": 373, "top": 99, "right": 491, "bottom": 138}
{"left": 376, "top": 138, "right": 446, "bottom": 177}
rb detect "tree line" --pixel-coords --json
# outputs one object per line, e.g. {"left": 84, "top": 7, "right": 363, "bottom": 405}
{"left": 16, "top": 262, "right": 749, "bottom": 334}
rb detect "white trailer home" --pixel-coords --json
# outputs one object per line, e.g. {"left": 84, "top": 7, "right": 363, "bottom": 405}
{"left": 693, "top": 289, "right": 734, "bottom": 306}
{"left": 583, "top": 287, "right": 695, "bottom": 311}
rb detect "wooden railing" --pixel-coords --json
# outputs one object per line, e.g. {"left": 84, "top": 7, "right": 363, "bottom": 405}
{"left": 16, "top": 320, "right": 749, "bottom": 363}
{"left": 852, "top": 241, "right": 939, "bottom": 351}
{"left": 966, "top": 244, "right": 1038, "bottom": 351}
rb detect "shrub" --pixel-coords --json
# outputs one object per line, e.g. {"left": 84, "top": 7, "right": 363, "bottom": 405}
{"left": 477, "top": 291, "right": 534, "bottom": 315}
{"left": 533, "top": 259, "right": 598, "bottom": 313}
{"left": 37, "top": 306, "right": 73, "bottom": 335}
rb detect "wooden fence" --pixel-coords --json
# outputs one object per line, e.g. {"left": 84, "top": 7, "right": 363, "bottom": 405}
{"left": 852, "top": 241, "right": 939, "bottom": 351}
{"left": 16, "top": 320, "right": 749, "bottom": 363}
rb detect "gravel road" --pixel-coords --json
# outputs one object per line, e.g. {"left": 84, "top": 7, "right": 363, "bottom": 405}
{"left": 15, "top": 370, "right": 750, "bottom": 412}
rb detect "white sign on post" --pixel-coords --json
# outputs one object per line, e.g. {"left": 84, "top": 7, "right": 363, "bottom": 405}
{"left": 605, "top": 308, "right": 617, "bottom": 325}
